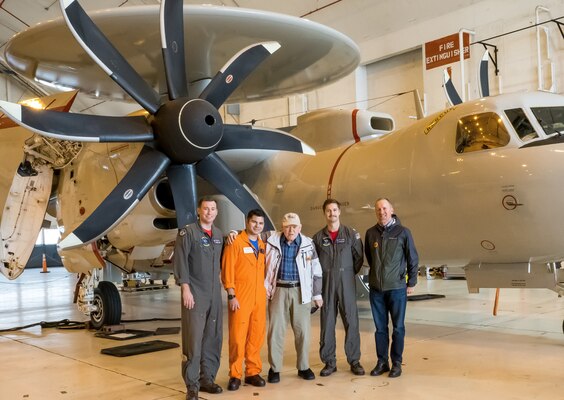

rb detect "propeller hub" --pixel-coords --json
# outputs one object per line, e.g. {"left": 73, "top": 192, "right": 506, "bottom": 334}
{"left": 152, "top": 98, "right": 223, "bottom": 163}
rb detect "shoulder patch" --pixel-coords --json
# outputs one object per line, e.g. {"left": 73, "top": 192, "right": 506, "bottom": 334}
{"left": 179, "top": 228, "right": 186, "bottom": 237}
{"left": 355, "top": 232, "right": 360, "bottom": 240}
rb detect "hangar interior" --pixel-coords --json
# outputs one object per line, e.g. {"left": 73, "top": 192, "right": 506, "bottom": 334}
{"left": 1, "top": 267, "right": 562, "bottom": 399}
{"left": 0, "top": 1, "right": 563, "bottom": 400}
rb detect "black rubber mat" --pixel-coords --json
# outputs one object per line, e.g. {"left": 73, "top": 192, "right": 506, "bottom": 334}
{"left": 154, "top": 327, "right": 180, "bottom": 335}
{"left": 101, "top": 340, "right": 179, "bottom": 357}
{"left": 407, "top": 294, "right": 446, "bottom": 301}
{"left": 95, "top": 329, "right": 154, "bottom": 340}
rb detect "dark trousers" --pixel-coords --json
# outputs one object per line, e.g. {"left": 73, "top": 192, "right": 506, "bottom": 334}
{"left": 181, "top": 294, "right": 223, "bottom": 389}
{"left": 369, "top": 287, "right": 407, "bottom": 364}
{"left": 319, "top": 278, "right": 361, "bottom": 366}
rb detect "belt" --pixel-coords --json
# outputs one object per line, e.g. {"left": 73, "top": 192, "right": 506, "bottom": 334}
{"left": 277, "top": 281, "right": 300, "bottom": 288}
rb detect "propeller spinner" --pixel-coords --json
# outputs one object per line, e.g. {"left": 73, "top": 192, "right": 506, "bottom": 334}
{"left": 0, "top": 0, "right": 315, "bottom": 249}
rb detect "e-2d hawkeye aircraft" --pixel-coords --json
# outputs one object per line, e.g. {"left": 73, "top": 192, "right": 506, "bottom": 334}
{"left": 1, "top": 1, "right": 563, "bottom": 330}
{"left": 0, "top": 0, "right": 360, "bottom": 328}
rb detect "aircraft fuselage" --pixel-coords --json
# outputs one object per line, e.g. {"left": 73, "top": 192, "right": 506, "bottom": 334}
{"left": 249, "top": 92, "right": 564, "bottom": 270}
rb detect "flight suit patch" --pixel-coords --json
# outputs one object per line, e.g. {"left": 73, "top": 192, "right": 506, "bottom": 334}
{"left": 179, "top": 229, "right": 186, "bottom": 236}
{"left": 322, "top": 237, "right": 331, "bottom": 246}
{"left": 201, "top": 237, "right": 211, "bottom": 246}
{"left": 212, "top": 238, "right": 222, "bottom": 245}
{"left": 336, "top": 238, "right": 345, "bottom": 244}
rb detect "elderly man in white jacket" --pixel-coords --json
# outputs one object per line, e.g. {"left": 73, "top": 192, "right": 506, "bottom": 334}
{"left": 264, "top": 212, "right": 324, "bottom": 383}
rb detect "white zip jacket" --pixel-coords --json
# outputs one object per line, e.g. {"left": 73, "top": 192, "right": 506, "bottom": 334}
{"left": 264, "top": 231, "right": 323, "bottom": 304}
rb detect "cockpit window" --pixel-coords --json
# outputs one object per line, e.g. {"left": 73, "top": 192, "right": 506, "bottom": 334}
{"left": 505, "top": 108, "right": 538, "bottom": 142}
{"left": 531, "top": 106, "right": 564, "bottom": 136}
{"left": 455, "top": 112, "right": 510, "bottom": 153}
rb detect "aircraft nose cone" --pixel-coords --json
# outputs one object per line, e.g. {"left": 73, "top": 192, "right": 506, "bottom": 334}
{"left": 178, "top": 99, "right": 223, "bottom": 150}
{"left": 152, "top": 98, "right": 223, "bottom": 164}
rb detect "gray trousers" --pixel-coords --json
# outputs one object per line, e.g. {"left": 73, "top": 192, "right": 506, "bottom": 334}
{"left": 319, "top": 276, "right": 361, "bottom": 365}
{"left": 181, "top": 294, "right": 223, "bottom": 389}
{"left": 267, "top": 286, "right": 311, "bottom": 372}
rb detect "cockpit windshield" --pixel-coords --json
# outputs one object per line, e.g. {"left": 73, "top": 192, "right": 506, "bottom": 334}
{"left": 505, "top": 108, "right": 538, "bottom": 142}
{"left": 531, "top": 106, "right": 564, "bottom": 136}
{"left": 455, "top": 112, "right": 510, "bottom": 153}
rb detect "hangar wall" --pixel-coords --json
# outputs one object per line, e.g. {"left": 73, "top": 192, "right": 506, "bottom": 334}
{"left": 235, "top": 0, "right": 563, "bottom": 131}
{"left": 365, "top": 49, "right": 423, "bottom": 131}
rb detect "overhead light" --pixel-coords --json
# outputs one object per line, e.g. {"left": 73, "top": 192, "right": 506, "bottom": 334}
{"left": 20, "top": 98, "right": 45, "bottom": 109}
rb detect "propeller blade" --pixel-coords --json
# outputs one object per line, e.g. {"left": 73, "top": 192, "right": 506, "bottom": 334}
{"left": 442, "top": 69, "right": 463, "bottom": 106}
{"left": 478, "top": 50, "right": 490, "bottom": 98}
{"left": 218, "top": 124, "right": 315, "bottom": 155}
{"left": 199, "top": 42, "right": 281, "bottom": 108}
{"left": 196, "top": 153, "right": 275, "bottom": 230}
{"left": 58, "top": 146, "right": 170, "bottom": 250}
{"left": 160, "top": 0, "right": 188, "bottom": 100}
{"left": 167, "top": 164, "right": 198, "bottom": 228}
{"left": 0, "top": 100, "right": 153, "bottom": 142}
{"left": 60, "top": 0, "right": 161, "bottom": 114}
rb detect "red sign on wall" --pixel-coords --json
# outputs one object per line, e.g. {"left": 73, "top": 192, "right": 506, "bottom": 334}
{"left": 425, "top": 33, "right": 470, "bottom": 70}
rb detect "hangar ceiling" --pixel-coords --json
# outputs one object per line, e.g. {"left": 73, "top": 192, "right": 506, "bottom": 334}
{"left": 0, "top": 0, "right": 491, "bottom": 114}
{"left": 0, "top": 0, "right": 486, "bottom": 59}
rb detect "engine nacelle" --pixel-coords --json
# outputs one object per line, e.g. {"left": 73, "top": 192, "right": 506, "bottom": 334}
{"left": 106, "top": 177, "right": 178, "bottom": 249}
{"left": 290, "top": 108, "right": 394, "bottom": 151}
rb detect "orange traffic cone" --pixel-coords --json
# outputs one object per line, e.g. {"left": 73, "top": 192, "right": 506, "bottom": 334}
{"left": 40, "top": 253, "right": 50, "bottom": 274}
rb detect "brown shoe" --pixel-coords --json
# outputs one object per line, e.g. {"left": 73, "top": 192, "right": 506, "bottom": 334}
{"left": 350, "top": 361, "right": 365, "bottom": 376}
{"left": 186, "top": 387, "right": 198, "bottom": 400}
{"left": 320, "top": 363, "right": 337, "bottom": 377}
{"left": 244, "top": 374, "right": 266, "bottom": 387}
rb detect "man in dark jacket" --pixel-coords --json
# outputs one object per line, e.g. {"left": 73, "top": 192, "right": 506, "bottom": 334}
{"left": 173, "top": 197, "right": 224, "bottom": 400}
{"left": 313, "top": 199, "right": 365, "bottom": 377}
{"left": 364, "top": 198, "right": 418, "bottom": 378}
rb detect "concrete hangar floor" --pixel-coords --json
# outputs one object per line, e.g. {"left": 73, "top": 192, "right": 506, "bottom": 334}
{"left": 0, "top": 268, "right": 561, "bottom": 400}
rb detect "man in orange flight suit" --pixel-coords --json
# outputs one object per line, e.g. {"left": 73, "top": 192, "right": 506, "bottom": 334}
{"left": 221, "top": 209, "right": 268, "bottom": 391}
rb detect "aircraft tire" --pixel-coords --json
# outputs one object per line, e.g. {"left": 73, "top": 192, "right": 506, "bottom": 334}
{"left": 90, "top": 281, "right": 122, "bottom": 330}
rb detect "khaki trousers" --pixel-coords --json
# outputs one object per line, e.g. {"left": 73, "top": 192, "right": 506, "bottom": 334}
{"left": 267, "top": 286, "right": 311, "bottom": 371}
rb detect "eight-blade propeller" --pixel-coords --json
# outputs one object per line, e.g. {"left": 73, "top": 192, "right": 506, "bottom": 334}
{"left": 0, "top": 0, "right": 316, "bottom": 249}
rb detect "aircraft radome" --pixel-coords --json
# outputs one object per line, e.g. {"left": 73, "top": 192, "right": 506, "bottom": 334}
{"left": 0, "top": 1, "right": 563, "bottom": 332}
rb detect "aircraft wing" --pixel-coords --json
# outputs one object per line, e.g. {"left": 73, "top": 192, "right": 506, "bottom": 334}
{"left": 4, "top": 5, "right": 360, "bottom": 103}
